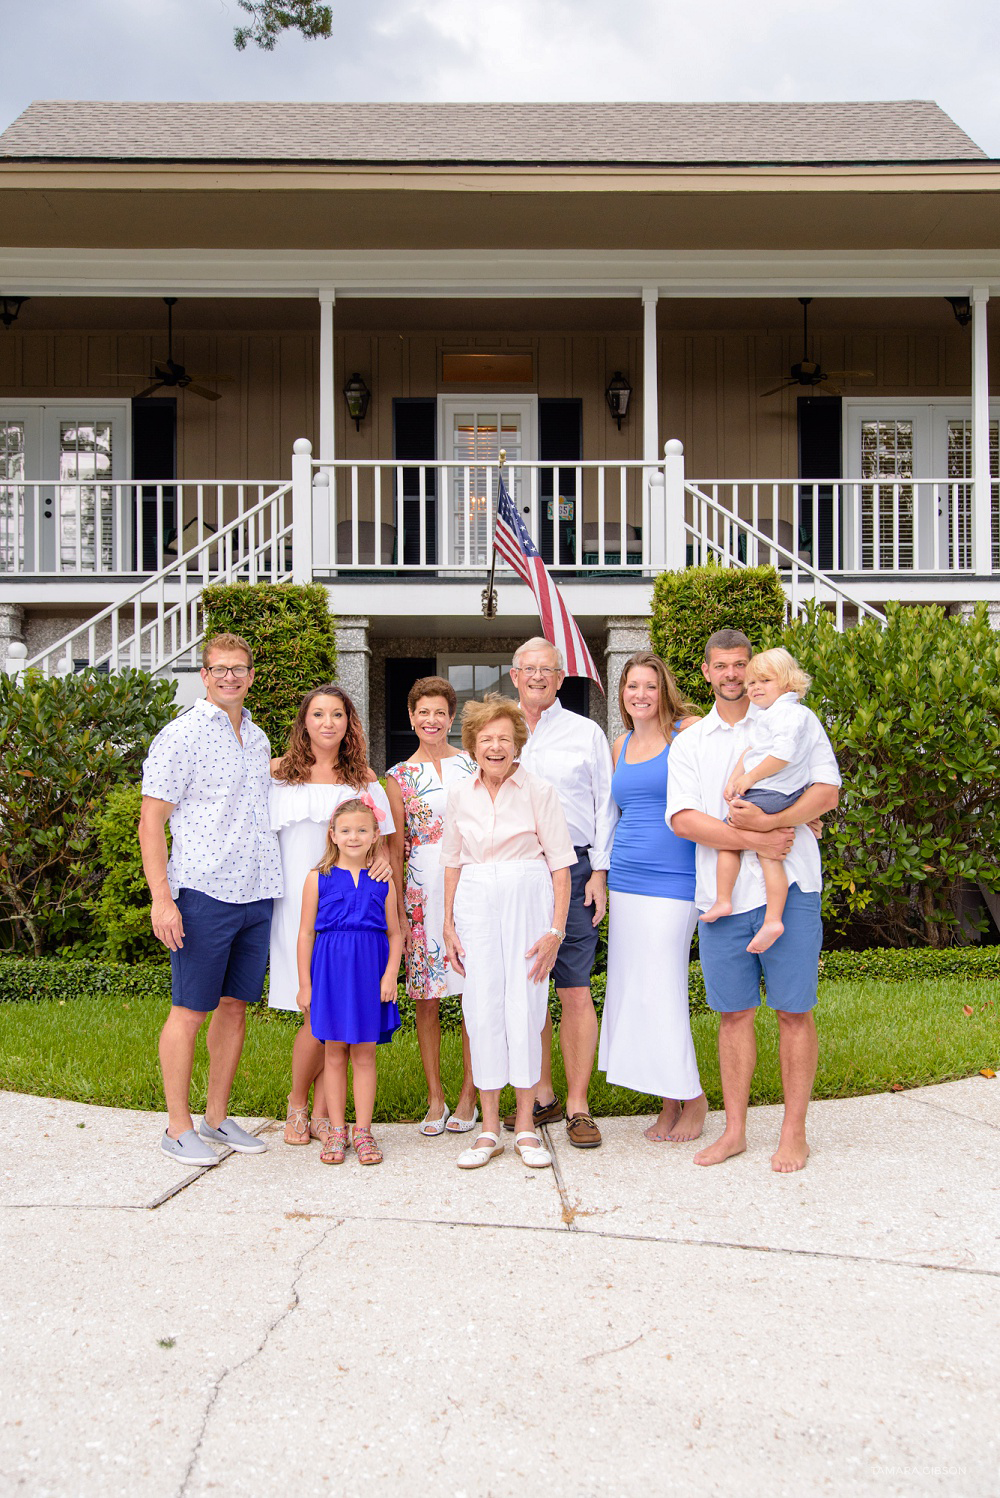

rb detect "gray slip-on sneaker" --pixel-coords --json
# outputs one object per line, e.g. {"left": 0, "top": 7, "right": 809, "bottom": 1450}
{"left": 161, "top": 1129, "right": 219, "bottom": 1167}
{"left": 198, "top": 1117, "right": 268, "bottom": 1154}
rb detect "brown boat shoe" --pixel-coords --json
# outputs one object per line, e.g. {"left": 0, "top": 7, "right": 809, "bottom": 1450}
{"left": 502, "top": 1096, "right": 565, "bottom": 1132}
{"left": 565, "top": 1112, "right": 602, "bottom": 1149}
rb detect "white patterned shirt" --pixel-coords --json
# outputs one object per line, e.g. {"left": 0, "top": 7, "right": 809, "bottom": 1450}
{"left": 141, "top": 698, "right": 282, "bottom": 904}
{"left": 517, "top": 698, "right": 619, "bottom": 869}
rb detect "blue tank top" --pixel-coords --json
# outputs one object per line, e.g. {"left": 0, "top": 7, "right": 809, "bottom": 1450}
{"left": 608, "top": 732, "right": 696, "bottom": 899}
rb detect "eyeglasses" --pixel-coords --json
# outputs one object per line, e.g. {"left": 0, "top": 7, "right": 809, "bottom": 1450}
{"left": 207, "top": 665, "right": 250, "bottom": 680}
{"left": 513, "top": 666, "right": 560, "bottom": 678}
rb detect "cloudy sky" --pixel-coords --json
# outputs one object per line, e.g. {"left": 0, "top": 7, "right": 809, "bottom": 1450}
{"left": 2, "top": 0, "right": 998, "bottom": 154}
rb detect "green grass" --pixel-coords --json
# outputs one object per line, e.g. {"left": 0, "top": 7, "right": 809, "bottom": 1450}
{"left": 0, "top": 978, "right": 996, "bottom": 1119}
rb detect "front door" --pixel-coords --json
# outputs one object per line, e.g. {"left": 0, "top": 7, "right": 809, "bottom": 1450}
{"left": 439, "top": 398, "right": 537, "bottom": 567}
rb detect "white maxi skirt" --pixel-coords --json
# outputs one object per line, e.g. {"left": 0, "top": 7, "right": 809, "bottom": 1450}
{"left": 599, "top": 890, "right": 702, "bottom": 1101}
{"left": 453, "top": 860, "right": 554, "bottom": 1091}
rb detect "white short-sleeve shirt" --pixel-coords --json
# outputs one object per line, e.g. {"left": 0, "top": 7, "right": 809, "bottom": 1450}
{"left": 665, "top": 703, "right": 841, "bottom": 914}
{"left": 744, "top": 692, "right": 820, "bottom": 795}
{"left": 141, "top": 698, "right": 283, "bottom": 904}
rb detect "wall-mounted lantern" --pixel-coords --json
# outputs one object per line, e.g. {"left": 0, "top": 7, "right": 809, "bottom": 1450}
{"left": 343, "top": 372, "right": 371, "bottom": 430}
{"left": 0, "top": 296, "right": 28, "bottom": 330}
{"left": 946, "top": 297, "right": 972, "bottom": 328}
{"left": 605, "top": 371, "right": 632, "bottom": 430}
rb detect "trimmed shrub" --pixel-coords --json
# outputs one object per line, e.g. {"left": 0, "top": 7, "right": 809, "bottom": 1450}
{"left": 778, "top": 602, "right": 1000, "bottom": 948}
{"left": 650, "top": 563, "right": 786, "bottom": 707}
{"left": 90, "top": 785, "right": 168, "bottom": 965}
{"left": 0, "top": 670, "right": 177, "bottom": 957}
{"left": 201, "top": 582, "right": 338, "bottom": 751}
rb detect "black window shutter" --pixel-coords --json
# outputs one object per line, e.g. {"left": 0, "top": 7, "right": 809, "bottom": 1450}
{"left": 384, "top": 655, "right": 437, "bottom": 770}
{"left": 798, "top": 396, "right": 842, "bottom": 570}
{"left": 393, "top": 399, "right": 437, "bottom": 565}
{"left": 132, "top": 397, "right": 176, "bottom": 570}
{"left": 539, "top": 399, "right": 582, "bottom": 565}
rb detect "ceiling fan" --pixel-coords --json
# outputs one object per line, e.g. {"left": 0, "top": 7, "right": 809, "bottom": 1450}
{"left": 120, "top": 298, "right": 229, "bottom": 401}
{"left": 759, "top": 298, "right": 874, "bottom": 397}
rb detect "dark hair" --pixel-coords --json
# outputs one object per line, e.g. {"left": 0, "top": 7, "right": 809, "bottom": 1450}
{"left": 619, "top": 652, "right": 698, "bottom": 738}
{"left": 273, "top": 685, "right": 370, "bottom": 788}
{"left": 407, "top": 675, "right": 457, "bottom": 716}
{"left": 202, "top": 632, "right": 254, "bottom": 669}
{"left": 704, "top": 629, "right": 752, "bottom": 663}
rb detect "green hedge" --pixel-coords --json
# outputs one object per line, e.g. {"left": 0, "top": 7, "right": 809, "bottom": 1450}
{"left": 649, "top": 563, "right": 786, "bottom": 708}
{"left": 3, "top": 947, "right": 995, "bottom": 1016}
{"left": 201, "top": 582, "right": 338, "bottom": 751}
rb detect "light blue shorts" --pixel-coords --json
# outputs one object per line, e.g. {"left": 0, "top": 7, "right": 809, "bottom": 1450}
{"left": 699, "top": 884, "right": 822, "bottom": 1014}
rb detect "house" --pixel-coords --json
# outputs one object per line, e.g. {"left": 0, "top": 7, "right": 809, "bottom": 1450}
{"left": 0, "top": 99, "right": 997, "bottom": 765}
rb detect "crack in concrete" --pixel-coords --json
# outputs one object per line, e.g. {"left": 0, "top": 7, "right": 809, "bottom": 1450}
{"left": 540, "top": 1121, "right": 578, "bottom": 1230}
{"left": 175, "top": 1219, "right": 339, "bottom": 1498}
{"left": 898, "top": 1091, "right": 1000, "bottom": 1132}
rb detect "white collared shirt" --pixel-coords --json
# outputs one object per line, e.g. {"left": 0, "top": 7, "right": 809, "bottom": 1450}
{"left": 517, "top": 697, "right": 618, "bottom": 868}
{"left": 441, "top": 763, "right": 577, "bottom": 871}
{"left": 141, "top": 698, "right": 283, "bottom": 904}
{"left": 665, "top": 702, "right": 841, "bottom": 914}
{"left": 744, "top": 692, "right": 818, "bottom": 794}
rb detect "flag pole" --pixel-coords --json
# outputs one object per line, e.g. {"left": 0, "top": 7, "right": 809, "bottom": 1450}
{"left": 481, "top": 447, "right": 505, "bottom": 618}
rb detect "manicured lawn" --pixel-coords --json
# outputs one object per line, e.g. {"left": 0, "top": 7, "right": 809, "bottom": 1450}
{"left": 0, "top": 978, "right": 996, "bottom": 1120}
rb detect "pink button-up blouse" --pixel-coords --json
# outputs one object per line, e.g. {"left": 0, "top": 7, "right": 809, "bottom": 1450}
{"left": 441, "top": 763, "right": 577, "bottom": 872}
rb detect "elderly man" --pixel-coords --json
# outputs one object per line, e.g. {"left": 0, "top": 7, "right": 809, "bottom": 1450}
{"left": 666, "top": 629, "right": 841, "bottom": 1172}
{"left": 139, "top": 631, "right": 282, "bottom": 1166}
{"left": 503, "top": 636, "right": 618, "bottom": 1149}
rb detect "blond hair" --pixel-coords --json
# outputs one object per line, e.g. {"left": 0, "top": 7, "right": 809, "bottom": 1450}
{"left": 619, "top": 652, "right": 699, "bottom": 738}
{"left": 316, "top": 798, "right": 382, "bottom": 874}
{"left": 460, "top": 694, "right": 529, "bottom": 758}
{"left": 202, "top": 632, "right": 254, "bottom": 670}
{"left": 746, "top": 647, "right": 811, "bottom": 699}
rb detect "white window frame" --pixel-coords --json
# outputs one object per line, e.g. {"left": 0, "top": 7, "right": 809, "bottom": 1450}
{"left": 435, "top": 651, "right": 519, "bottom": 749}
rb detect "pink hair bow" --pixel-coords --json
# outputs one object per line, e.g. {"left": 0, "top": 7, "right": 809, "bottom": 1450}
{"left": 359, "top": 790, "right": 387, "bottom": 824}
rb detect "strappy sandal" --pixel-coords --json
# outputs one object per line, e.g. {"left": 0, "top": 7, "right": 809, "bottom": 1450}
{"left": 351, "top": 1126, "right": 383, "bottom": 1166}
{"left": 283, "top": 1098, "right": 311, "bottom": 1146}
{"left": 514, "top": 1131, "right": 552, "bottom": 1169}
{"left": 319, "top": 1126, "right": 350, "bottom": 1165}
{"left": 310, "top": 1116, "right": 334, "bottom": 1145}
{"left": 456, "top": 1130, "right": 504, "bottom": 1169}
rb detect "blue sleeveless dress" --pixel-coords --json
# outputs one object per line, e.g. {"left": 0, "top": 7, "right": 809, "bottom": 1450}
{"left": 608, "top": 733, "right": 695, "bottom": 900}
{"left": 309, "top": 868, "right": 400, "bottom": 1045}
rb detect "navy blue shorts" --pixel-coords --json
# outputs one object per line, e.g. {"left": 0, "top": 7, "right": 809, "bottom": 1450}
{"left": 169, "top": 888, "right": 273, "bottom": 1012}
{"left": 552, "top": 848, "right": 601, "bottom": 990}
{"left": 699, "top": 884, "right": 823, "bottom": 1014}
{"left": 740, "top": 784, "right": 809, "bottom": 815}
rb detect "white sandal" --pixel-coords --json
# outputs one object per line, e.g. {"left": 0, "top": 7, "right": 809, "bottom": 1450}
{"left": 446, "top": 1106, "right": 479, "bottom": 1134}
{"left": 456, "top": 1130, "right": 504, "bottom": 1169}
{"left": 419, "top": 1104, "right": 451, "bottom": 1137}
{"left": 515, "top": 1131, "right": 552, "bottom": 1169}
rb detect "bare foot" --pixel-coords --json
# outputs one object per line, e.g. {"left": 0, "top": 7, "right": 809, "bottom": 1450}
{"left": 700, "top": 899, "right": 733, "bottom": 925}
{"left": 644, "top": 1102, "right": 681, "bottom": 1142}
{"left": 666, "top": 1094, "right": 708, "bottom": 1142}
{"left": 747, "top": 919, "right": 783, "bottom": 954}
{"left": 771, "top": 1133, "right": 810, "bottom": 1172}
{"left": 694, "top": 1130, "right": 746, "bottom": 1166}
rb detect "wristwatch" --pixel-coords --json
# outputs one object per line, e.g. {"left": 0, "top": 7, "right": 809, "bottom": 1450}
{"left": 548, "top": 927, "right": 566, "bottom": 942}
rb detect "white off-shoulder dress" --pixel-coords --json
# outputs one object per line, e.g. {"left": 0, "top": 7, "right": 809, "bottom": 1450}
{"left": 267, "top": 779, "right": 395, "bottom": 1012}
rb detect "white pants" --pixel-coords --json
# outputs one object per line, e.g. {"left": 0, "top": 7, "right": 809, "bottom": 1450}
{"left": 599, "top": 890, "right": 702, "bottom": 1101}
{"left": 454, "top": 860, "right": 554, "bottom": 1091}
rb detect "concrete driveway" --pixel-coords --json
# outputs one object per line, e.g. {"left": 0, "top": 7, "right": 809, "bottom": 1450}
{"left": 2, "top": 1080, "right": 998, "bottom": 1497}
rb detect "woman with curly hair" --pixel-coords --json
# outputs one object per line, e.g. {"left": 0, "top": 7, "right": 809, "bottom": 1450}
{"left": 269, "top": 685, "right": 394, "bottom": 1147}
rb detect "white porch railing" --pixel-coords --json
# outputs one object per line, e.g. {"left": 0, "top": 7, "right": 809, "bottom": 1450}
{"left": 22, "top": 481, "right": 293, "bottom": 676}
{"left": 0, "top": 480, "right": 281, "bottom": 577}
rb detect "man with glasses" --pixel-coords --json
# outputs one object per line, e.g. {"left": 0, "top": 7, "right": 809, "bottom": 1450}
{"left": 505, "top": 636, "right": 617, "bottom": 1148}
{"left": 139, "top": 632, "right": 282, "bottom": 1166}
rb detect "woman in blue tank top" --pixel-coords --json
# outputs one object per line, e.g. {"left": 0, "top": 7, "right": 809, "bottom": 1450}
{"left": 597, "top": 652, "right": 708, "bottom": 1143}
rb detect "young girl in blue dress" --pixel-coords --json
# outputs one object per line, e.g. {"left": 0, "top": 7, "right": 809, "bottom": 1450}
{"left": 296, "top": 796, "right": 403, "bottom": 1166}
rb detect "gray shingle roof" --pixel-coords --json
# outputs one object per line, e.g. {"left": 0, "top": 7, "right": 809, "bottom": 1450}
{"left": 0, "top": 100, "right": 987, "bottom": 165}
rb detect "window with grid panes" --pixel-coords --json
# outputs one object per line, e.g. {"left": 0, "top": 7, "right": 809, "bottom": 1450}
{"left": 449, "top": 409, "right": 523, "bottom": 566}
{"left": 0, "top": 421, "right": 25, "bottom": 572}
{"left": 946, "top": 420, "right": 1000, "bottom": 570}
{"left": 58, "top": 421, "right": 114, "bottom": 571}
{"left": 860, "top": 420, "right": 914, "bottom": 569}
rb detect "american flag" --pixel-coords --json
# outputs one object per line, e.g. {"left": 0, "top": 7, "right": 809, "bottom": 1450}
{"left": 493, "top": 471, "right": 603, "bottom": 689}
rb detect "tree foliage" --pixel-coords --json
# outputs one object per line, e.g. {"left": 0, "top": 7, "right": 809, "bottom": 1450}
{"left": 233, "top": 1, "right": 333, "bottom": 50}
{"left": 649, "top": 563, "right": 787, "bottom": 707}
{"left": 776, "top": 602, "right": 1000, "bottom": 948}
{"left": 201, "top": 582, "right": 338, "bottom": 753}
{"left": 0, "top": 670, "right": 177, "bottom": 957}
{"left": 89, "top": 785, "right": 168, "bottom": 965}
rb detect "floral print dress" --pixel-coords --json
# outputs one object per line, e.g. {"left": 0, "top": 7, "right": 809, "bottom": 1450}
{"left": 387, "top": 753, "right": 476, "bottom": 1001}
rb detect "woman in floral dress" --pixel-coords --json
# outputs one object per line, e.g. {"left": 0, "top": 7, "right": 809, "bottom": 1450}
{"left": 386, "top": 676, "right": 478, "bottom": 1136}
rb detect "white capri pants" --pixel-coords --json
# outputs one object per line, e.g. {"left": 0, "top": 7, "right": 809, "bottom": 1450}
{"left": 453, "top": 859, "right": 554, "bottom": 1091}
{"left": 599, "top": 890, "right": 702, "bottom": 1101}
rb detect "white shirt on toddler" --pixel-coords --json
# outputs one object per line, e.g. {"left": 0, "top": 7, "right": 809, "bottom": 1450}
{"left": 744, "top": 692, "right": 820, "bottom": 795}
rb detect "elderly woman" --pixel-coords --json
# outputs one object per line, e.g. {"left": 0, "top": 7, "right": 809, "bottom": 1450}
{"left": 442, "top": 694, "right": 575, "bottom": 1171}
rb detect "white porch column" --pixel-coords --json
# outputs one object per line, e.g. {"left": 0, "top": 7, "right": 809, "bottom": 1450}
{"left": 291, "top": 438, "right": 314, "bottom": 584}
{"left": 319, "top": 290, "right": 336, "bottom": 463}
{"left": 641, "top": 287, "right": 659, "bottom": 463}
{"left": 334, "top": 615, "right": 371, "bottom": 737}
{"left": 971, "top": 287, "right": 992, "bottom": 572}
